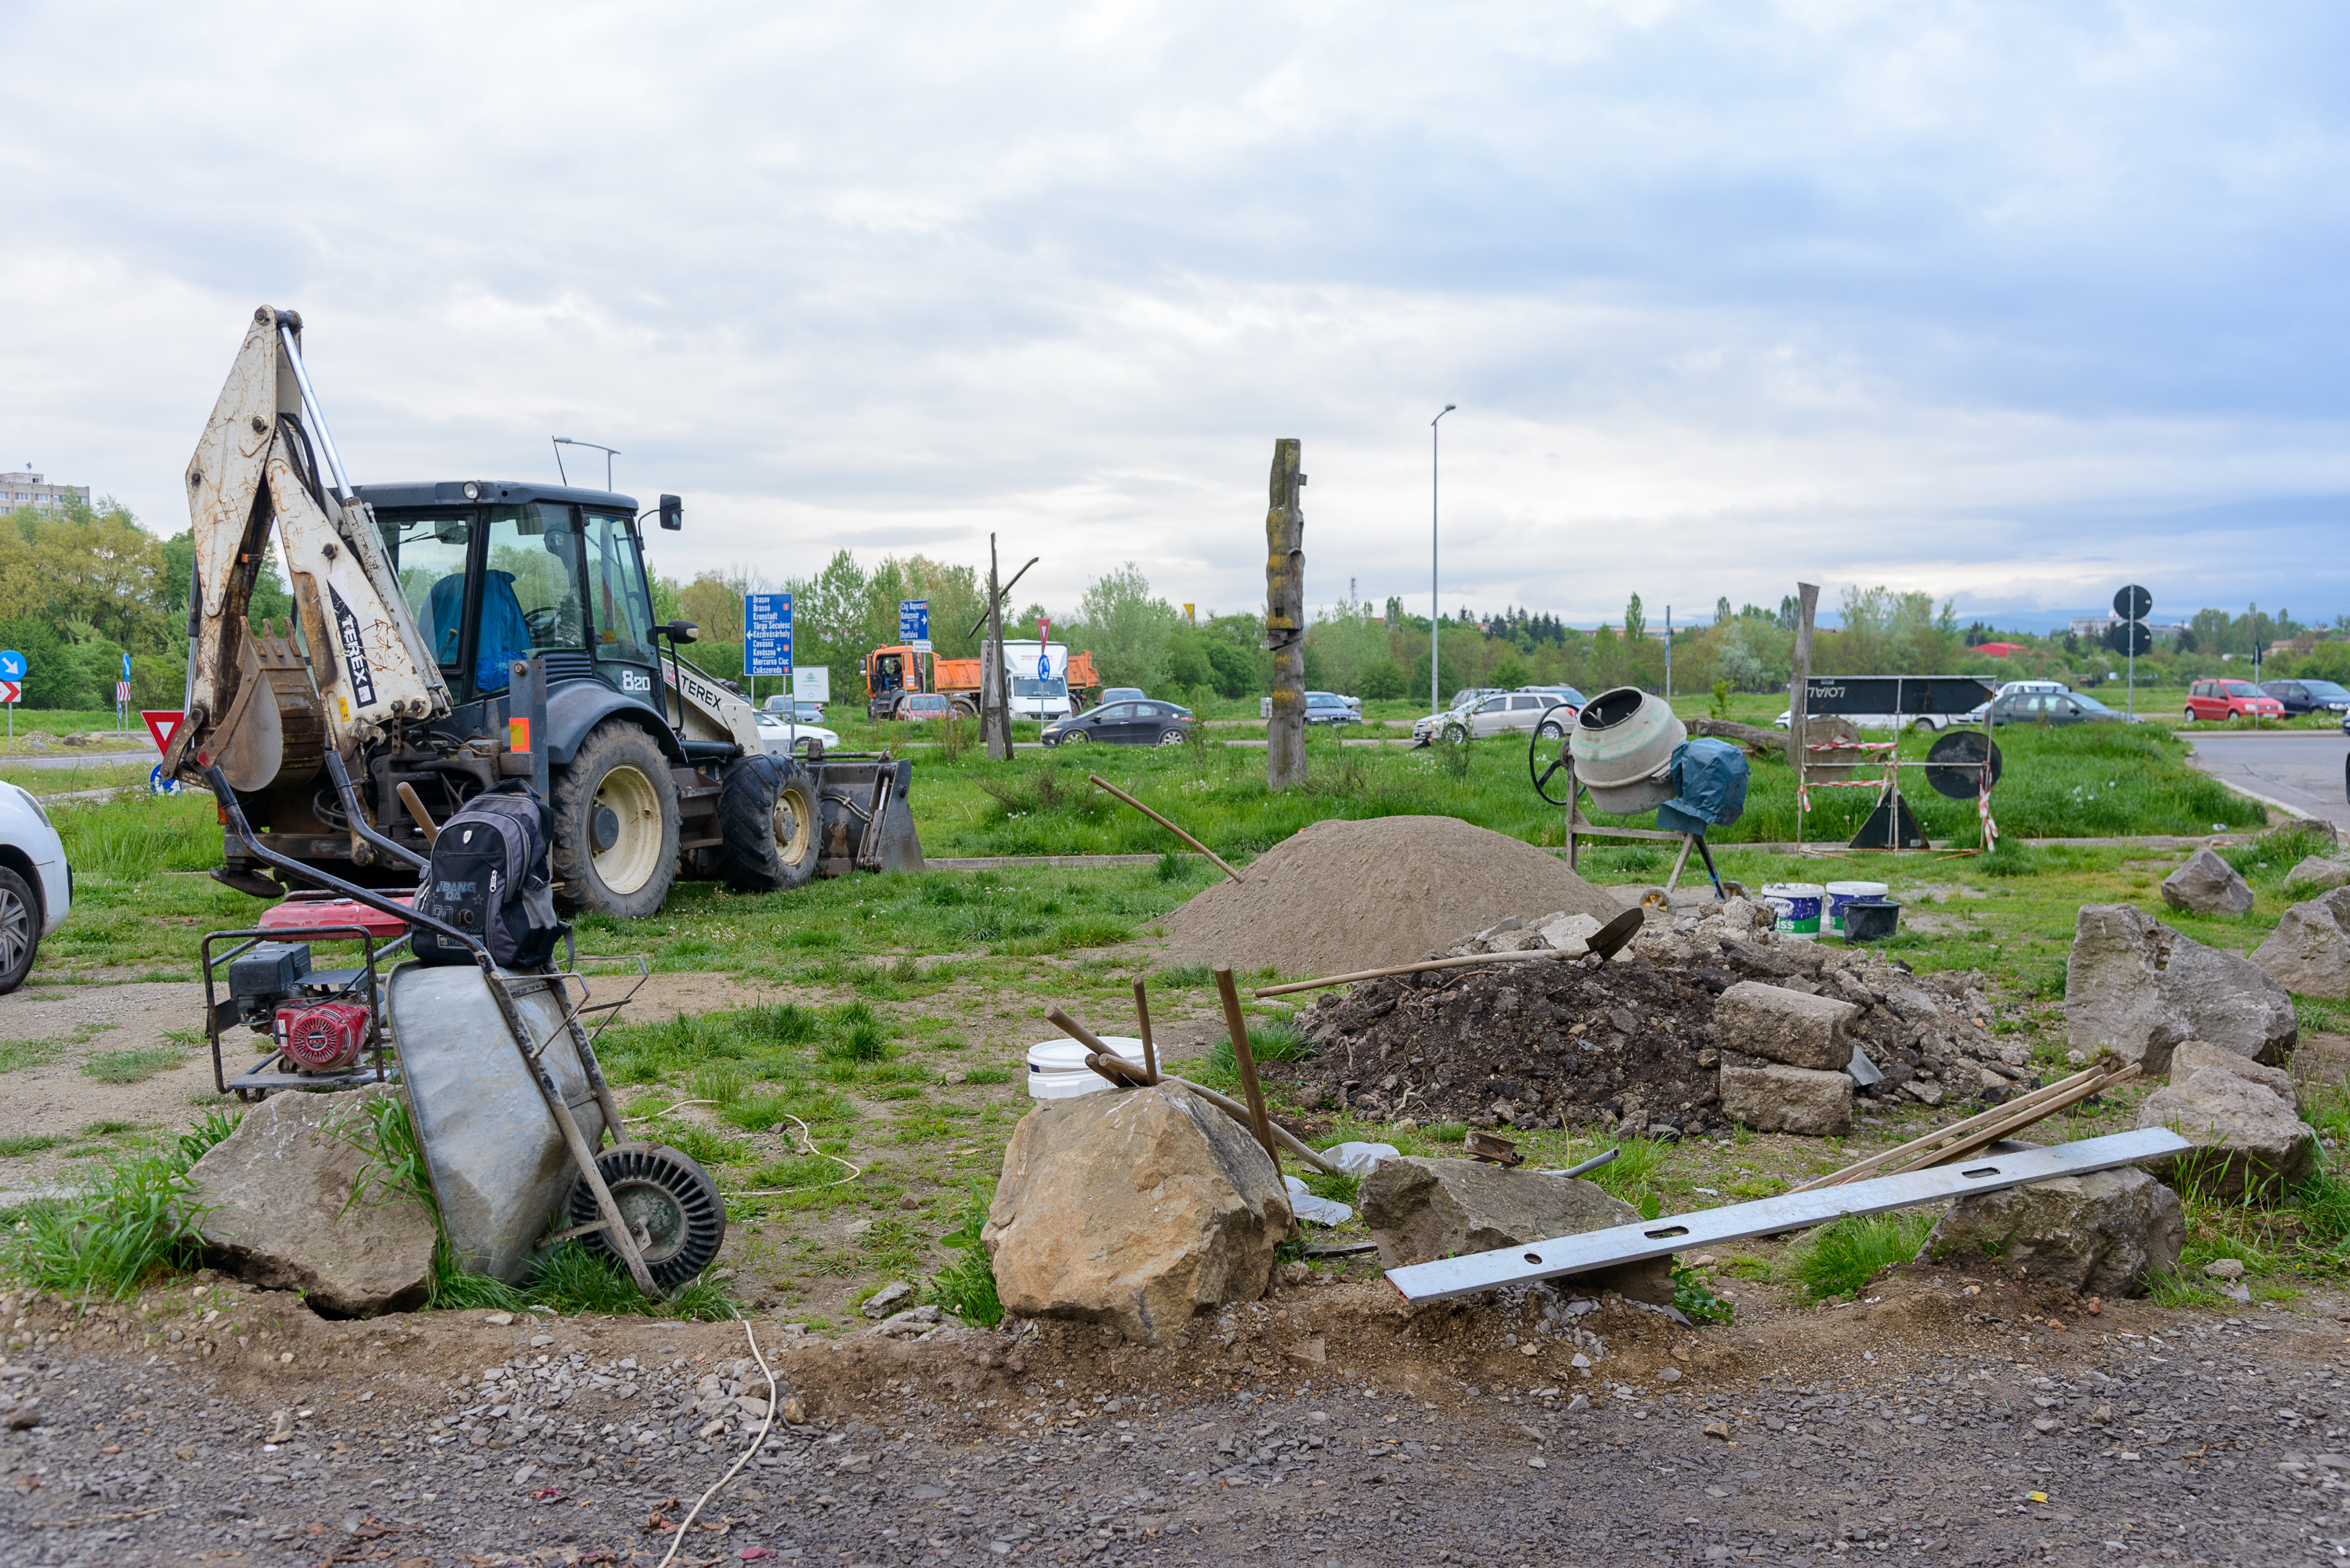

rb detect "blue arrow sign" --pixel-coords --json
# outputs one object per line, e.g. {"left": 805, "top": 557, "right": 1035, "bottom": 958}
{"left": 898, "top": 599, "right": 929, "bottom": 643}
{"left": 0, "top": 651, "right": 24, "bottom": 681}
{"left": 745, "top": 593, "right": 793, "bottom": 677}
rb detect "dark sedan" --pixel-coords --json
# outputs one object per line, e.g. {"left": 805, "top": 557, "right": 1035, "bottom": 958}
{"left": 2262, "top": 679, "right": 2350, "bottom": 715}
{"left": 1988, "top": 691, "right": 2129, "bottom": 725}
{"left": 1042, "top": 699, "right": 1194, "bottom": 747}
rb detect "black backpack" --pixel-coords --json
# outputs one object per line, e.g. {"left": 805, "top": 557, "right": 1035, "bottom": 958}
{"left": 410, "top": 782, "right": 563, "bottom": 970}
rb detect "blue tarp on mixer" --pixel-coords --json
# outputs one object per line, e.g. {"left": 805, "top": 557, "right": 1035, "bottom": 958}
{"left": 1655, "top": 737, "right": 1749, "bottom": 835}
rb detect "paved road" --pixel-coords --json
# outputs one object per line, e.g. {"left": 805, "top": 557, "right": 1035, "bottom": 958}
{"left": 2187, "top": 732, "right": 2350, "bottom": 831}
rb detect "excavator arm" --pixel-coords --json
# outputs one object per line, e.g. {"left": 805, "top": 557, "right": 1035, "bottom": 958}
{"left": 167, "top": 308, "right": 450, "bottom": 791}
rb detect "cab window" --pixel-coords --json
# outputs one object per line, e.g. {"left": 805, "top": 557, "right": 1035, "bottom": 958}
{"left": 479, "top": 504, "right": 587, "bottom": 692}
{"left": 380, "top": 512, "right": 475, "bottom": 674}
{"left": 583, "top": 512, "right": 657, "bottom": 672}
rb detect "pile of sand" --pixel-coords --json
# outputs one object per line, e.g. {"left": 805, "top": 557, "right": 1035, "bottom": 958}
{"left": 1155, "top": 815, "right": 1623, "bottom": 977}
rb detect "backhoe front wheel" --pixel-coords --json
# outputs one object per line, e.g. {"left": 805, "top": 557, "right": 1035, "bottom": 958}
{"left": 551, "top": 721, "right": 680, "bottom": 918}
{"left": 717, "top": 753, "right": 821, "bottom": 893}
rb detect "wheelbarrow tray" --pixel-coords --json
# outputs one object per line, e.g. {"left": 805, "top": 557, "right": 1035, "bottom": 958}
{"left": 386, "top": 963, "right": 609, "bottom": 1284}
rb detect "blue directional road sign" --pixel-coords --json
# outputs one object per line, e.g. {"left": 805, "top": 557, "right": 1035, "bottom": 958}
{"left": 0, "top": 651, "right": 24, "bottom": 682}
{"left": 898, "top": 598, "right": 929, "bottom": 645}
{"left": 745, "top": 594, "right": 793, "bottom": 678}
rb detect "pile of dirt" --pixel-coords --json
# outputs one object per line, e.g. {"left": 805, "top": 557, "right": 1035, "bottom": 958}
{"left": 1155, "top": 815, "right": 1623, "bottom": 977}
{"left": 1289, "top": 956, "right": 1727, "bottom": 1136}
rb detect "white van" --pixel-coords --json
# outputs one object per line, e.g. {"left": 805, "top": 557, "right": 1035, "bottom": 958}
{"left": 996, "top": 640, "right": 1075, "bottom": 721}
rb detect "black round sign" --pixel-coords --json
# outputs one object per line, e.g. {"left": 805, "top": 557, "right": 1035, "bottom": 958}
{"left": 1925, "top": 730, "right": 2003, "bottom": 800}
{"left": 2105, "top": 620, "right": 2153, "bottom": 657}
{"left": 2113, "top": 583, "right": 2153, "bottom": 621}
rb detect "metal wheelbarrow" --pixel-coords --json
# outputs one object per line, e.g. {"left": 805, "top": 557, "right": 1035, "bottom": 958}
{"left": 202, "top": 761, "right": 722, "bottom": 1299}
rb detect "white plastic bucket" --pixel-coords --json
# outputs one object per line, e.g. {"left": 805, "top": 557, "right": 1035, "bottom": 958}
{"left": 1762, "top": 882, "right": 1826, "bottom": 939}
{"left": 1824, "top": 880, "right": 1890, "bottom": 936}
{"left": 1026, "top": 1035, "right": 1145, "bottom": 1100}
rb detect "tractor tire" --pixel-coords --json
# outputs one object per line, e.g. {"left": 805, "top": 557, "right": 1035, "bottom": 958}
{"left": 566, "top": 1142, "right": 725, "bottom": 1291}
{"left": 717, "top": 753, "right": 820, "bottom": 894}
{"left": 551, "top": 721, "right": 680, "bottom": 919}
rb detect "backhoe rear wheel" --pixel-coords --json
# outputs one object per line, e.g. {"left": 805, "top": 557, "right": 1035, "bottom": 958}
{"left": 551, "top": 721, "right": 680, "bottom": 918}
{"left": 717, "top": 753, "right": 821, "bottom": 893}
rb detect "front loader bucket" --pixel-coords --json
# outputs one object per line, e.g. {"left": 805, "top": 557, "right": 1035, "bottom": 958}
{"left": 808, "top": 757, "right": 924, "bottom": 876}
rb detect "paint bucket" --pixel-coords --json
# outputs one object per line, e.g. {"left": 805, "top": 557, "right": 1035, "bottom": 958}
{"left": 1842, "top": 898, "right": 1903, "bottom": 943}
{"left": 1824, "top": 880, "right": 1891, "bottom": 937}
{"left": 1026, "top": 1035, "right": 1144, "bottom": 1100}
{"left": 1761, "top": 882, "right": 1825, "bottom": 939}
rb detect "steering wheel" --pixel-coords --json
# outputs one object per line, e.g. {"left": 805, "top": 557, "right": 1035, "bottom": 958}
{"left": 1530, "top": 729, "right": 1576, "bottom": 806}
{"left": 522, "top": 605, "right": 562, "bottom": 641}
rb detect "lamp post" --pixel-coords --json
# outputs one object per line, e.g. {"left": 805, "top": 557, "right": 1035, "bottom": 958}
{"left": 1430, "top": 404, "right": 1455, "bottom": 717}
{"left": 551, "top": 437, "right": 620, "bottom": 490}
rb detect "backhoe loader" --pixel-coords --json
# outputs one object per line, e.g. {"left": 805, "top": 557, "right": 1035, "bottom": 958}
{"left": 163, "top": 306, "right": 920, "bottom": 915}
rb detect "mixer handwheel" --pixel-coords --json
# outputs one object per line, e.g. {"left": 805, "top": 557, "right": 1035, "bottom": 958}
{"left": 567, "top": 1142, "right": 725, "bottom": 1288}
{"left": 1529, "top": 731, "right": 1577, "bottom": 807}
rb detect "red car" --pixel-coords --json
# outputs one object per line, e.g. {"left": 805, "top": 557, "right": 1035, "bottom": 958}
{"left": 2185, "top": 679, "right": 2284, "bottom": 722}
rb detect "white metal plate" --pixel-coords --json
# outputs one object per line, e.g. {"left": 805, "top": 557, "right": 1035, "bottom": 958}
{"left": 1383, "top": 1128, "right": 2190, "bottom": 1302}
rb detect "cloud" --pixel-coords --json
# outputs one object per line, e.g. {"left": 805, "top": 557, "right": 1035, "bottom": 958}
{"left": 0, "top": 0, "right": 2344, "bottom": 628}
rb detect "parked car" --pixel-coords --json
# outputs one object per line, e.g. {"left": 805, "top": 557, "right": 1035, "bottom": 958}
{"left": 1446, "top": 687, "right": 1509, "bottom": 712}
{"left": 1987, "top": 691, "right": 2128, "bottom": 726}
{"left": 1042, "top": 699, "right": 1194, "bottom": 747}
{"left": 1962, "top": 680, "right": 2070, "bottom": 722}
{"left": 893, "top": 692, "right": 956, "bottom": 723}
{"left": 2261, "top": 679, "right": 2350, "bottom": 716}
{"left": 0, "top": 782, "right": 69, "bottom": 991}
{"left": 754, "top": 710, "right": 841, "bottom": 760}
{"left": 1414, "top": 690, "right": 1575, "bottom": 745}
{"left": 761, "top": 695, "right": 827, "bottom": 724}
{"left": 1303, "top": 691, "right": 1361, "bottom": 726}
{"left": 1518, "top": 685, "right": 1587, "bottom": 718}
{"left": 1774, "top": 707, "right": 1961, "bottom": 732}
{"left": 1099, "top": 687, "right": 1148, "bottom": 706}
{"left": 2185, "top": 680, "right": 2285, "bottom": 723}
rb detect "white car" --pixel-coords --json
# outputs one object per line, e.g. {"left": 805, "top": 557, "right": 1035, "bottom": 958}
{"left": 1774, "top": 707, "right": 1961, "bottom": 732}
{"left": 0, "top": 783, "right": 70, "bottom": 993}
{"left": 754, "top": 710, "right": 841, "bottom": 760}
{"left": 1414, "top": 691, "right": 1576, "bottom": 744}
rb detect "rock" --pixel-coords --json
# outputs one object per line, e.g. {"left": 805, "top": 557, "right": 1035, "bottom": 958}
{"left": 186, "top": 1084, "right": 436, "bottom": 1318}
{"left": 2161, "top": 847, "right": 2255, "bottom": 916}
{"left": 1920, "top": 1166, "right": 2184, "bottom": 1296}
{"left": 1712, "top": 981, "right": 1858, "bottom": 1071}
{"left": 2254, "top": 896, "right": 2350, "bottom": 997}
{"left": 2204, "top": 1258, "right": 2246, "bottom": 1281}
{"left": 2135, "top": 1041, "right": 2320, "bottom": 1204}
{"left": 860, "top": 1281, "right": 914, "bottom": 1319}
{"left": 1883, "top": 985, "right": 1945, "bottom": 1024}
{"left": 2285, "top": 857, "right": 2350, "bottom": 893}
{"left": 2064, "top": 904, "right": 2295, "bottom": 1074}
{"left": 2291, "top": 1033, "right": 2350, "bottom": 1097}
{"left": 1537, "top": 912, "right": 1603, "bottom": 956}
{"left": 1358, "top": 1157, "right": 1671, "bottom": 1305}
{"left": 982, "top": 1082, "right": 1291, "bottom": 1345}
{"left": 1718, "top": 1060, "right": 1853, "bottom": 1136}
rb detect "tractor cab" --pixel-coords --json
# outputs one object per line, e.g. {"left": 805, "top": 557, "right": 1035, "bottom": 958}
{"left": 356, "top": 481, "right": 678, "bottom": 745}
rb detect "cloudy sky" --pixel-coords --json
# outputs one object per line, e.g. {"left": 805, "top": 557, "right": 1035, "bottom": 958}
{"left": 2, "top": 1, "right": 2343, "bottom": 630}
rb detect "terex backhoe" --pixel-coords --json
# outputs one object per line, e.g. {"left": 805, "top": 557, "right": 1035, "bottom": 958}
{"left": 164, "top": 306, "right": 920, "bottom": 915}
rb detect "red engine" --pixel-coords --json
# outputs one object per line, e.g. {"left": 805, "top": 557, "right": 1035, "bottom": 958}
{"left": 274, "top": 1000, "right": 372, "bottom": 1071}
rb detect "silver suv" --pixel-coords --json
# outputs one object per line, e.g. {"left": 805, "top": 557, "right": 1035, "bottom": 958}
{"left": 1413, "top": 690, "right": 1574, "bottom": 744}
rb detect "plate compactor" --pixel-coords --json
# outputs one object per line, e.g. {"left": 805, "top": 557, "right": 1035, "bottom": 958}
{"left": 199, "top": 759, "right": 722, "bottom": 1299}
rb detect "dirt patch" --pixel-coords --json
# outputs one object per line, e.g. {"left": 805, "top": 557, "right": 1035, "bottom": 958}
{"left": 1289, "top": 955, "right": 1726, "bottom": 1134}
{"left": 1155, "top": 815, "right": 1621, "bottom": 977}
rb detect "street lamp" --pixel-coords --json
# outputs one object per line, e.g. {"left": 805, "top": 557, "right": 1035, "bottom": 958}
{"left": 551, "top": 437, "right": 620, "bottom": 490}
{"left": 1430, "top": 404, "right": 1456, "bottom": 718}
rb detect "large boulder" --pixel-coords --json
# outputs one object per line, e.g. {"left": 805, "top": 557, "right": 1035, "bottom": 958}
{"left": 2064, "top": 904, "right": 2295, "bottom": 1074}
{"left": 1718, "top": 1057, "right": 1853, "bottom": 1136}
{"left": 2161, "top": 847, "right": 2254, "bottom": 916}
{"left": 1359, "top": 1157, "right": 1669, "bottom": 1304}
{"left": 982, "top": 1083, "right": 1290, "bottom": 1345}
{"left": 1712, "top": 981, "right": 1857, "bottom": 1071}
{"left": 1921, "top": 1164, "right": 2184, "bottom": 1296}
{"left": 2284, "top": 857, "right": 2350, "bottom": 894}
{"left": 2252, "top": 896, "right": 2350, "bottom": 997}
{"left": 186, "top": 1085, "right": 436, "bottom": 1318}
{"left": 2135, "top": 1042, "right": 2320, "bottom": 1204}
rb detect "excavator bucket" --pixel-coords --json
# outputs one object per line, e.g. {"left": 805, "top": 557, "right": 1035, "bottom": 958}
{"left": 808, "top": 758, "right": 924, "bottom": 875}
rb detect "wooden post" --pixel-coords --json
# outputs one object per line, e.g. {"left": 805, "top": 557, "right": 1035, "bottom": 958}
{"left": 1785, "top": 582, "right": 1819, "bottom": 847}
{"left": 1213, "top": 964, "right": 1280, "bottom": 1166}
{"left": 1262, "top": 440, "right": 1306, "bottom": 790}
{"left": 983, "top": 533, "right": 1012, "bottom": 761}
{"left": 1131, "top": 979, "right": 1158, "bottom": 1084}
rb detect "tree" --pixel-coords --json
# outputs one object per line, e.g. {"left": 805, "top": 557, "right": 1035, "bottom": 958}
{"left": 1623, "top": 594, "right": 1647, "bottom": 644}
{"left": 1066, "top": 563, "right": 1179, "bottom": 691}
{"left": 1714, "top": 595, "right": 1733, "bottom": 626}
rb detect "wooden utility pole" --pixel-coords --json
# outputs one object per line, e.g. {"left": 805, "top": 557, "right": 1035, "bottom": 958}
{"left": 1262, "top": 439, "right": 1306, "bottom": 789}
{"left": 1785, "top": 581, "right": 1820, "bottom": 840}
{"left": 983, "top": 532, "right": 1012, "bottom": 761}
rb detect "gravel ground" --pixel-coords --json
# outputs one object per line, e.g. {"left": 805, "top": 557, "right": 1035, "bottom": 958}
{"left": 3, "top": 1269, "right": 2349, "bottom": 1566}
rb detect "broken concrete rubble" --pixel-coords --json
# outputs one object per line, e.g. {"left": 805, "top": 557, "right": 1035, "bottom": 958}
{"left": 2133, "top": 1041, "right": 2319, "bottom": 1204}
{"left": 1712, "top": 980, "right": 1857, "bottom": 1071}
{"left": 2065, "top": 903, "right": 2295, "bottom": 1074}
{"left": 185, "top": 1083, "right": 436, "bottom": 1318}
{"left": 1921, "top": 1163, "right": 2184, "bottom": 1296}
{"left": 1358, "top": 1156, "right": 1671, "bottom": 1305}
{"left": 982, "top": 1082, "right": 1290, "bottom": 1346}
{"left": 1717, "top": 1057, "right": 1854, "bottom": 1136}
{"left": 2160, "top": 847, "right": 2255, "bottom": 916}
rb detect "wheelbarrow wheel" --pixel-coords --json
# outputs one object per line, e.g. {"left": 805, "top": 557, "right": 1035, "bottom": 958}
{"left": 567, "top": 1142, "right": 725, "bottom": 1290}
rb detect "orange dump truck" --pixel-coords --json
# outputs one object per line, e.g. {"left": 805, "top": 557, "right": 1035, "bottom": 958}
{"left": 866, "top": 643, "right": 1098, "bottom": 719}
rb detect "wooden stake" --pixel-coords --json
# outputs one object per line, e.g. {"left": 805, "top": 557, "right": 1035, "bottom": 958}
{"left": 1792, "top": 1060, "right": 2138, "bottom": 1193}
{"left": 1132, "top": 979, "right": 1159, "bottom": 1083}
{"left": 396, "top": 782, "right": 440, "bottom": 845}
{"left": 1041, "top": 1014, "right": 1338, "bottom": 1173}
{"left": 1213, "top": 964, "right": 1280, "bottom": 1166}
{"left": 1253, "top": 947, "right": 1579, "bottom": 998}
{"left": 1087, "top": 775, "right": 1243, "bottom": 883}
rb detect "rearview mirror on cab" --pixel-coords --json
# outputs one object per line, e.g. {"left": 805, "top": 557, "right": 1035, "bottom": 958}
{"left": 659, "top": 493, "right": 683, "bottom": 531}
